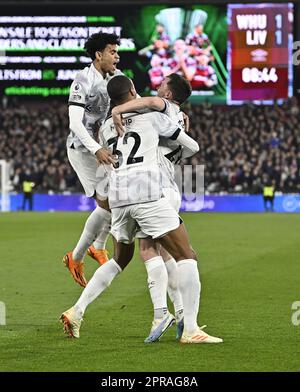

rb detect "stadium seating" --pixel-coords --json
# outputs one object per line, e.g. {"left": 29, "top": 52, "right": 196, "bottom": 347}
{"left": 0, "top": 97, "right": 299, "bottom": 194}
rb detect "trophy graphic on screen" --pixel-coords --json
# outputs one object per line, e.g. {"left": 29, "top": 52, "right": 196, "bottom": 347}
{"left": 187, "top": 9, "right": 208, "bottom": 36}
{"left": 139, "top": 7, "right": 220, "bottom": 93}
{"left": 138, "top": 8, "right": 184, "bottom": 56}
{"left": 154, "top": 8, "right": 184, "bottom": 44}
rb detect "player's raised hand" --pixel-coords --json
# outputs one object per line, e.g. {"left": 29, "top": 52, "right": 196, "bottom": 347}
{"left": 95, "top": 148, "right": 117, "bottom": 165}
{"left": 182, "top": 112, "right": 190, "bottom": 132}
{"left": 112, "top": 109, "right": 125, "bottom": 136}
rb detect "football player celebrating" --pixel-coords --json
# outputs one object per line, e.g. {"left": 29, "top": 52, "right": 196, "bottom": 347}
{"left": 63, "top": 33, "right": 122, "bottom": 287}
{"left": 60, "top": 76, "right": 223, "bottom": 345}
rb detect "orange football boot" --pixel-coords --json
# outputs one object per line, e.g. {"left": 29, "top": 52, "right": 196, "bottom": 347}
{"left": 87, "top": 246, "right": 109, "bottom": 265}
{"left": 62, "top": 252, "right": 87, "bottom": 287}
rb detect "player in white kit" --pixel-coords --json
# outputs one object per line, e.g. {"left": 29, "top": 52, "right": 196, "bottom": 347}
{"left": 111, "top": 74, "right": 192, "bottom": 341}
{"left": 60, "top": 76, "right": 223, "bottom": 345}
{"left": 63, "top": 33, "right": 122, "bottom": 287}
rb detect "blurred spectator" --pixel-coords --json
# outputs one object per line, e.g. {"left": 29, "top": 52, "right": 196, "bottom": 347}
{"left": 21, "top": 169, "right": 35, "bottom": 211}
{"left": 182, "top": 97, "right": 300, "bottom": 194}
{"left": 263, "top": 178, "right": 275, "bottom": 212}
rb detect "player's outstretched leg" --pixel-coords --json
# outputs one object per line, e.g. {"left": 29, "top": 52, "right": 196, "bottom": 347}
{"left": 72, "top": 205, "right": 111, "bottom": 262}
{"left": 60, "top": 307, "right": 83, "bottom": 338}
{"left": 63, "top": 205, "right": 111, "bottom": 285}
{"left": 62, "top": 252, "right": 87, "bottom": 288}
{"left": 180, "top": 325, "right": 223, "bottom": 344}
{"left": 60, "top": 240, "right": 134, "bottom": 338}
{"left": 160, "top": 246, "right": 184, "bottom": 339}
{"left": 158, "top": 223, "right": 223, "bottom": 344}
{"left": 139, "top": 238, "right": 175, "bottom": 343}
{"left": 86, "top": 201, "right": 111, "bottom": 265}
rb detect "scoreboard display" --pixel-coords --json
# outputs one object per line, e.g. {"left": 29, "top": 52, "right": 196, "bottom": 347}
{"left": 227, "top": 3, "right": 294, "bottom": 103}
{"left": 0, "top": 2, "right": 296, "bottom": 104}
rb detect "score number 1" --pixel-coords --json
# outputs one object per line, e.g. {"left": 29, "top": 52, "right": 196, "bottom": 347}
{"left": 275, "top": 14, "right": 282, "bottom": 45}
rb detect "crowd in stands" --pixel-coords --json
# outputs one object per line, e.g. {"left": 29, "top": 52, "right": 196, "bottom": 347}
{"left": 0, "top": 99, "right": 78, "bottom": 193}
{"left": 0, "top": 96, "right": 299, "bottom": 194}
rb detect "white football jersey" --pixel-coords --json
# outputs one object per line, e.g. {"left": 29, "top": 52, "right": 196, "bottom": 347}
{"left": 158, "top": 98, "right": 185, "bottom": 190}
{"left": 100, "top": 111, "right": 180, "bottom": 208}
{"left": 67, "top": 63, "right": 122, "bottom": 151}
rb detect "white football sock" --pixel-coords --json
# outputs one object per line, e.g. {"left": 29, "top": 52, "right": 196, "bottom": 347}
{"left": 164, "top": 258, "right": 184, "bottom": 321}
{"left": 74, "top": 258, "right": 121, "bottom": 317}
{"left": 72, "top": 206, "right": 111, "bottom": 261}
{"left": 145, "top": 256, "right": 168, "bottom": 320}
{"left": 92, "top": 209, "right": 111, "bottom": 250}
{"left": 177, "top": 259, "right": 201, "bottom": 333}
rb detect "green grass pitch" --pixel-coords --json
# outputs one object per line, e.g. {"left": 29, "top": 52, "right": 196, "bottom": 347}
{"left": 0, "top": 212, "right": 299, "bottom": 372}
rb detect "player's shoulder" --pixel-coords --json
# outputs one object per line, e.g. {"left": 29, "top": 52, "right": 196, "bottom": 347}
{"left": 71, "top": 65, "right": 92, "bottom": 90}
{"left": 141, "top": 110, "right": 171, "bottom": 124}
{"left": 163, "top": 99, "right": 180, "bottom": 115}
{"left": 106, "top": 69, "right": 124, "bottom": 82}
{"left": 73, "top": 65, "right": 91, "bottom": 81}
{"left": 100, "top": 116, "right": 116, "bottom": 139}
{"left": 102, "top": 115, "right": 113, "bottom": 130}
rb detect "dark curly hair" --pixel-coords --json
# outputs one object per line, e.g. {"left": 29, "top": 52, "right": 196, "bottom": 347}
{"left": 84, "top": 32, "right": 120, "bottom": 60}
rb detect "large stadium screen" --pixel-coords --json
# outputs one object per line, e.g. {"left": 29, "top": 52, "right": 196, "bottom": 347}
{"left": 227, "top": 3, "right": 294, "bottom": 104}
{"left": 0, "top": 3, "right": 295, "bottom": 103}
{"left": 0, "top": 4, "right": 227, "bottom": 102}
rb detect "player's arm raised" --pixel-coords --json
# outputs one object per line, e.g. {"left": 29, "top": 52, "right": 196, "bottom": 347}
{"left": 156, "top": 112, "right": 199, "bottom": 159}
{"left": 174, "top": 131, "right": 199, "bottom": 158}
{"left": 112, "top": 97, "right": 166, "bottom": 136}
{"left": 182, "top": 111, "right": 190, "bottom": 132}
{"left": 68, "top": 105, "right": 116, "bottom": 165}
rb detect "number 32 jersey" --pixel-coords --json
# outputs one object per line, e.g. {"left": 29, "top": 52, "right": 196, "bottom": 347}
{"left": 100, "top": 111, "right": 180, "bottom": 209}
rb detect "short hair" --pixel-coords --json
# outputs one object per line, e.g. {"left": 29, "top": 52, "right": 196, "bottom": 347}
{"left": 84, "top": 33, "right": 120, "bottom": 60}
{"left": 107, "top": 75, "right": 133, "bottom": 105}
{"left": 167, "top": 73, "right": 192, "bottom": 104}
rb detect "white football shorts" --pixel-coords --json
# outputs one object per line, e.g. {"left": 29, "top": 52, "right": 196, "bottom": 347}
{"left": 110, "top": 197, "right": 181, "bottom": 244}
{"left": 135, "top": 187, "right": 181, "bottom": 239}
{"left": 67, "top": 147, "right": 109, "bottom": 199}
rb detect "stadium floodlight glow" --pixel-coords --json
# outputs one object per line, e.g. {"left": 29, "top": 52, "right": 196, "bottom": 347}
{"left": 0, "top": 160, "right": 10, "bottom": 212}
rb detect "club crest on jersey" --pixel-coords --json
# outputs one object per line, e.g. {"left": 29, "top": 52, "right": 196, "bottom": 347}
{"left": 74, "top": 83, "right": 82, "bottom": 92}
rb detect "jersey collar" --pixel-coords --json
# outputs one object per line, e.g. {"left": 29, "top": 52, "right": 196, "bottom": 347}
{"left": 91, "top": 62, "right": 105, "bottom": 81}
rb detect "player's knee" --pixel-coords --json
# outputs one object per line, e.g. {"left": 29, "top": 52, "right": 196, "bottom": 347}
{"left": 139, "top": 240, "right": 158, "bottom": 262}
{"left": 176, "top": 247, "right": 197, "bottom": 261}
{"left": 189, "top": 247, "right": 198, "bottom": 261}
{"left": 113, "top": 256, "right": 130, "bottom": 271}
{"left": 139, "top": 248, "right": 155, "bottom": 262}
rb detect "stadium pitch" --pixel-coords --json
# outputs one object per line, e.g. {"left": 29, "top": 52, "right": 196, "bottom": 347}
{"left": 0, "top": 212, "right": 299, "bottom": 372}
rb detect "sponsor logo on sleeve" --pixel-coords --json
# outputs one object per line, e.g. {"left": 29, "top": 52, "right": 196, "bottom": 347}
{"left": 71, "top": 94, "right": 82, "bottom": 101}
